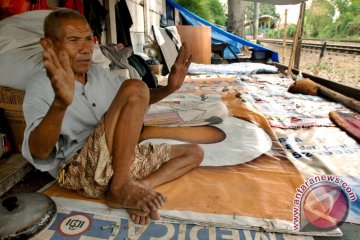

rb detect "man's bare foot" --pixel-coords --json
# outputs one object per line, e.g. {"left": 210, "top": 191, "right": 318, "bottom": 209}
{"left": 127, "top": 209, "right": 161, "bottom": 225}
{"left": 127, "top": 209, "right": 151, "bottom": 225}
{"left": 106, "top": 180, "right": 165, "bottom": 213}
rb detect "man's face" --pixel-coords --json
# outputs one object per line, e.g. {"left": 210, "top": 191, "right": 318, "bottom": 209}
{"left": 52, "top": 19, "right": 94, "bottom": 75}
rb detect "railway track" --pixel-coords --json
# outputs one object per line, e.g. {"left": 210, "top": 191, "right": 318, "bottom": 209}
{"left": 257, "top": 39, "right": 360, "bottom": 55}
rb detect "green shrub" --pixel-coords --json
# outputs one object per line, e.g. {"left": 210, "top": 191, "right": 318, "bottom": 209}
{"left": 287, "top": 24, "right": 297, "bottom": 37}
{"left": 346, "top": 17, "right": 360, "bottom": 37}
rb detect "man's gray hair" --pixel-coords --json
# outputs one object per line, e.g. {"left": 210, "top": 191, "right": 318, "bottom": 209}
{"left": 44, "top": 9, "right": 89, "bottom": 40}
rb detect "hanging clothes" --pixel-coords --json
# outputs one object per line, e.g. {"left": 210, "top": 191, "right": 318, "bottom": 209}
{"left": 29, "top": 0, "right": 49, "bottom": 11}
{"left": 0, "top": 0, "right": 49, "bottom": 20}
{"left": 83, "top": 0, "right": 108, "bottom": 44}
{"left": 59, "top": 0, "right": 84, "bottom": 15}
{"left": 0, "top": 0, "right": 30, "bottom": 20}
{"left": 115, "top": 0, "right": 133, "bottom": 46}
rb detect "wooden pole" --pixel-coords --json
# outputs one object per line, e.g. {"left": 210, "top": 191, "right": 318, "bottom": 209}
{"left": 294, "top": 2, "right": 306, "bottom": 69}
{"left": 287, "top": 2, "right": 306, "bottom": 78}
{"left": 282, "top": 9, "right": 288, "bottom": 64}
{"left": 287, "top": 8, "right": 302, "bottom": 77}
{"left": 318, "top": 85, "right": 360, "bottom": 113}
{"left": 253, "top": 2, "right": 259, "bottom": 40}
{"left": 314, "top": 42, "right": 327, "bottom": 75}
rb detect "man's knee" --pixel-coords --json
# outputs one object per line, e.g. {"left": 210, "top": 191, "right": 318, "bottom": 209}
{"left": 119, "top": 79, "right": 150, "bottom": 104}
{"left": 189, "top": 144, "right": 204, "bottom": 166}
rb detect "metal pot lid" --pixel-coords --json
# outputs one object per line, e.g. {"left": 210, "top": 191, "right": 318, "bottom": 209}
{"left": 0, "top": 192, "right": 57, "bottom": 239}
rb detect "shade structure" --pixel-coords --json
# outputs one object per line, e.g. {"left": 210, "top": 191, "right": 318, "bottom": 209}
{"left": 244, "top": 0, "right": 306, "bottom": 5}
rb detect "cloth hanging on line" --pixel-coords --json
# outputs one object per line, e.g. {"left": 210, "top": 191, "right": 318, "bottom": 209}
{"left": 29, "top": 0, "right": 49, "bottom": 11}
{"left": 115, "top": 0, "right": 133, "bottom": 46}
{"left": 83, "top": 0, "right": 108, "bottom": 44}
{"left": 0, "top": 0, "right": 48, "bottom": 20}
{"left": 0, "top": 0, "right": 30, "bottom": 20}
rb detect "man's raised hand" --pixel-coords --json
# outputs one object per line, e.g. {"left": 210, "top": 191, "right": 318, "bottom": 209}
{"left": 40, "top": 39, "right": 75, "bottom": 109}
{"left": 166, "top": 43, "right": 192, "bottom": 92}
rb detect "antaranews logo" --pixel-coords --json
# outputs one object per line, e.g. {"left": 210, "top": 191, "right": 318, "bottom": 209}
{"left": 293, "top": 175, "right": 357, "bottom": 232}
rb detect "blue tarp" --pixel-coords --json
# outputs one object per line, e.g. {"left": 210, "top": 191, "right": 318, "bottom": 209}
{"left": 166, "top": 0, "right": 279, "bottom": 62}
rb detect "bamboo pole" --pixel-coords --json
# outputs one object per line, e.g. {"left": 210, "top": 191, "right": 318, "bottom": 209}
{"left": 288, "top": 79, "right": 360, "bottom": 113}
{"left": 287, "top": 4, "right": 303, "bottom": 78}
{"left": 318, "top": 85, "right": 360, "bottom": 113}
{"left": 282, "top": 9, "right": 288, "bottom": 64}
{"left": 294, "top": 2, "right": 306, "bottom": 69}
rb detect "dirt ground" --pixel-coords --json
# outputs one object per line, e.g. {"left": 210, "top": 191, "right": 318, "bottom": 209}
{"left": 264, "top": 44, "right": 360, "bottom": 89}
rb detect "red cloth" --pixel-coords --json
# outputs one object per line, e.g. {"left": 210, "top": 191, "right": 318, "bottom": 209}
{"left": 329, "top": 111, "right": 360, "bottom": 143}
{"left": 63, "top": 0, "right": 84, "bottom": 15}
{"left": 29, "top": 0, "right": 49, "bottom": 11}
{"left": 0, "top": 0, "right": 49, "bottom": 20}
{"left": 0, "top": 0, "right": 30, "bottom": 20}
{"left": 30, "top": 0, "right": 49, "bottom": 11}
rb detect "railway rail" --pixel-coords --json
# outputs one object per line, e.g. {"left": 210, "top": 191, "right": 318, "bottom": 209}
{"left": 257, "top": 38, "right": 360, "bottom": 55}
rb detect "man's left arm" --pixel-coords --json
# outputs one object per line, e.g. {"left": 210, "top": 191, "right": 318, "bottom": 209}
{"left": 149, "top": 43, "right": 192, "bottom": 104}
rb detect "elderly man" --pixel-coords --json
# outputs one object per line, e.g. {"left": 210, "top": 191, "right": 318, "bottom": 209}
{"left": 22, "top": 9, "right": 203, "bottom": 225}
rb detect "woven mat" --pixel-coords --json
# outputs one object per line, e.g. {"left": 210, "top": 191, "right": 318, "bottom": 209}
{"left": 239, "top": 75, "right": 351, "bottom": 129}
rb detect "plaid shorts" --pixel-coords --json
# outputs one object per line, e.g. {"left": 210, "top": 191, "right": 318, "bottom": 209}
{"left": 57, "top": 118, "right": 171, "bottom": 199}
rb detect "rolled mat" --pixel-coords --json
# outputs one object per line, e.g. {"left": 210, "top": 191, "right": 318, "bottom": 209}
{"left": 329, "top": 111, "right": 360, "bottom": 142}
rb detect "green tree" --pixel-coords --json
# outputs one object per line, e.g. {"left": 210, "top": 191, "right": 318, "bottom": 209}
{"left": 331, "top": 0, "right": 360, "bottom": 38}
{"left": 175, "top": 0, "right": 226, "bottom": 26}
{"left": 246, "top": 3, "right": 280, "bottom": 21}
{"left": 266, "top": 23, "right": 297, "bottom": 38}
{"left": 207, "top": 0, "right": 226, "bottom": 25}
{"left": 329, "top": 0, "right": 351, "bottom": 13}
{"left": 304, "top": 0, "right": 359, "bottom": 39}
{"left": 245, "top": 2, "right": 279, "bottom": 34}
{"left": 175, "top": 0, "right": 212, "bottom": 22}
{"left": 304, "top": 0, "right": 335, "bottom": 38}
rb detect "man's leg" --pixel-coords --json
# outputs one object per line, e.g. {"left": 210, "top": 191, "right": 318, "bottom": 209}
{"left": 141, "top": 144, "right": 203, "bottom": 188}
{"left": 103, "top": 79, "right": 164, "bottom": 213}
{"left": 128, "top": 143, "right": 203, "bottom": 224}
{"left": 140, "top": 125, "right": 226, "bottom": 144}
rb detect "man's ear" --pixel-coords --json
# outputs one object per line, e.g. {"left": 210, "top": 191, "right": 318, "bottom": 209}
{"left": 39, "top": 37, "right": 52, "bottom": 50}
